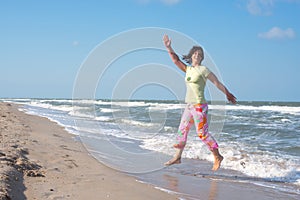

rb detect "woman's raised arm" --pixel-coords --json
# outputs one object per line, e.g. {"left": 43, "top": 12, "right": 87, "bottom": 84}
{"left": 163, "top": 35, "right": 187, "bottom": 72}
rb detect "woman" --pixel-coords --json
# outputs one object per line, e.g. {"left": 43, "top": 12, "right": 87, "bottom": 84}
{"left": 163, "top": 35, "right": 236, "bottom": 171}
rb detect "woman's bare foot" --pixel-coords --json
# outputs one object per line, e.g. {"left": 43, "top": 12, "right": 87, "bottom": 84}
{"left": 164, "top": 157, "right": 181, "bottom": 166}
{"left": 212, "top": 155, "right": 223, "bottom": 171}
{"left": 212, "top": 149, "right": 223, "bottom": 171}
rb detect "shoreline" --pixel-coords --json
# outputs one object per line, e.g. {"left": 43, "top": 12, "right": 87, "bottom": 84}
{"left": 0, "top": 102, "right": 178, "bottom": 199}
{"left": 1, "top": 101, "right": 299, "bottom": 200}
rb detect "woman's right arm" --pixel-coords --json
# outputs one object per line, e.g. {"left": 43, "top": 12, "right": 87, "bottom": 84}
{"left": 163, "top": 35, "right": 187, "bottom": 72}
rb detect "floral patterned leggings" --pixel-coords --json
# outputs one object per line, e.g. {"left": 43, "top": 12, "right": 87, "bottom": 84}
{"left": 175, "top": 103, "right": 219, "bottom": 151}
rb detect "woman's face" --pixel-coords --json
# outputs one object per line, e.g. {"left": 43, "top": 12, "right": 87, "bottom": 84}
{"left": 192, "top": 50, "right": 203, "bottom": 65}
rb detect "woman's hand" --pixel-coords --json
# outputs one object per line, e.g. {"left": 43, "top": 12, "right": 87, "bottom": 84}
{"left": 163, "top": 34, "right": 172, "bottom": 49}
{"left": 226, "top": 92, "right": 237, "bottom": 104}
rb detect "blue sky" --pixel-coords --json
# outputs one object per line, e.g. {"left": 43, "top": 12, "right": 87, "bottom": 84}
{"left": 1, "top": 0, "right": 299, "bottom": 101}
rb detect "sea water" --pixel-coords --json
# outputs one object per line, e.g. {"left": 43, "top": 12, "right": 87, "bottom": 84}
{"left": 3, "top": 98, "right": 300, "bottom": 198}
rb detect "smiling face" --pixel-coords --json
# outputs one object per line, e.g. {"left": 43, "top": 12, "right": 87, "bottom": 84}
{"left": 192, "top": 50, "right": 203, "bottom": 66}
{"left": 183, "top": 45, "right": 204, "bottom": 65}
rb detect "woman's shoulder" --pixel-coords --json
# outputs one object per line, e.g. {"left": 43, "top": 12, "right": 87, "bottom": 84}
{"left": 199, "top": 65, "right": 211, "bottom": 71}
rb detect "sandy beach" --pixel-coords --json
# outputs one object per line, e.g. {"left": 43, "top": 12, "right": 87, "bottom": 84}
{"left": 0, "top": 102, "right": 178, "bottom": 200}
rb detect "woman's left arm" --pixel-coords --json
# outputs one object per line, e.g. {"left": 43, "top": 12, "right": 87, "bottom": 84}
{"left": 207, "top": 72, "right": 237, "bottom": 104}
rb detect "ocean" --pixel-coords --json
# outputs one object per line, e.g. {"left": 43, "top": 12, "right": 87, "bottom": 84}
{"left": 3, "top": 98, "right": 300, "bottom": 199}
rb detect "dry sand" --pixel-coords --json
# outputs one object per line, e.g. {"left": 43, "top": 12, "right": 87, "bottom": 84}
{"left": 0, "top": 102, "right": 178, "bottom": 200}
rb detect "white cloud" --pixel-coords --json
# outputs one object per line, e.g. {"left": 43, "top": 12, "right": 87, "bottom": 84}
{"left": 245, "top": 0, "right": 300, "bottom": 15}
{"left": 246, "top": 0, "right": 274, "bottom": 16}
{"left": 258, "top": 27, "right": 296, "bottom": 39}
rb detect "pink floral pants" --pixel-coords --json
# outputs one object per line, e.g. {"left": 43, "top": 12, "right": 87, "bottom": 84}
{"left": 175, "top": 103, "right": 218, "bottom": 151}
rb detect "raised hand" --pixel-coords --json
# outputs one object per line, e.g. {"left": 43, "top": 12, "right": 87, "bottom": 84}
{"left": 163, "top": 34, "right": 172, "bottom": 49}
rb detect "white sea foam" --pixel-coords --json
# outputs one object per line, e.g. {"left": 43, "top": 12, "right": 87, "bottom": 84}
{"left": 28, "top": 101, "right": 54, "bottom": 109}
{"left": 111, "top": 101, "right": 148, "bottom": 107}
{"left": 40, "top": 99, "right": 74, "bottom": 103}
{"left": 69, "top": 111, "right": 94, "bottom": 118}
{"left": 140, "top": 135, "right": 175, "bottom": 156}
{"left": 19, "top": 100, "right": 74, "bottom": 113}
{"left": 68, "top": 107, "right": 95, "bottom": 118}
{"left": 99, "top": 108, "right": 113, "bottom": 113}
{"left": 210, "top": 104, "right": 300, "bottom": 115}
{"left": 163, "top": 126, "right": 174, "bottom": 132}
{"left": 2, "top": 98, "right": 32, "bottom": 104}
{"left": 281, "top": 118, "right": 292, "bottom": 123}
{"left": 140, "top": 133, "right": 300, "bottom": 185}
{"left": 120, "top": 118, "right": 159, "bottom": 127}
{"left": 148, "top": 103, "right": 185, "bottom": 111}
{"left": 95, "top": 116, "right": 112, "bottom": 122}
{"left": 98, "top": 108, "right": 119, "bottom": 113}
